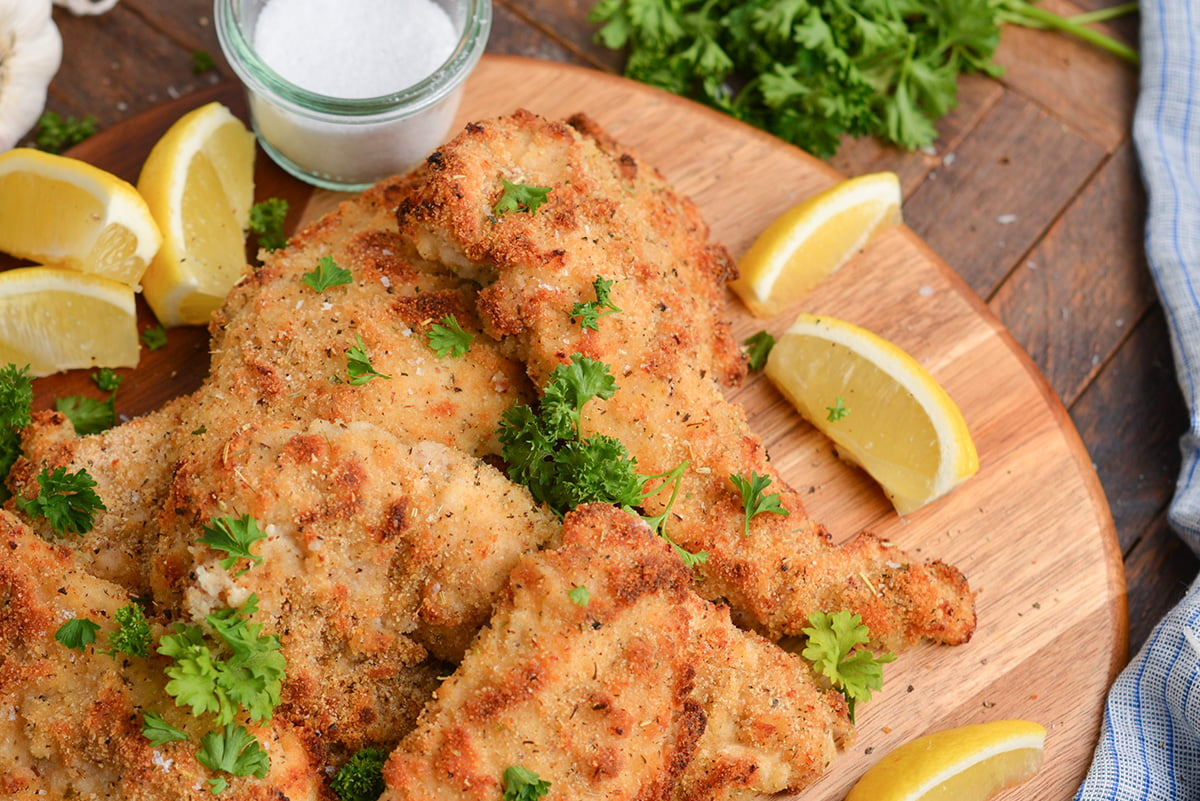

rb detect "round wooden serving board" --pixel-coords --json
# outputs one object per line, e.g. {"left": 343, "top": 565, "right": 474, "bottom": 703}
{"left": 26, "top": 56, "right": 1124, "bottom": 800}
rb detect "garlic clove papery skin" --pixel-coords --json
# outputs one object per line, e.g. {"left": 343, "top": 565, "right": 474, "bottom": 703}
{"left": 0, "top": 0, "right": 63, "bottom": 151}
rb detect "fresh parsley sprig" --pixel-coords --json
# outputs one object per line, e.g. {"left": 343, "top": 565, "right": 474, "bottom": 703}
{"left": 493, "top": 178, "right": 553, "bottom": 216}
{"left": 427, "top": 314, "right": 475, "bottom": 358}
{"left": 590, "top": 0, "right": 1137, "bottom": 159}
{"left": 498, "top": 354, "right": 704, "bottom": 564}
{"left": 729, "top": 470, "right": 788, "bottom": 536}
{"left": 503, "top": 765, "right": 551, "bottom": 801}
{"left": 826, "top": 396, "right": 849, "bottom": 421}
{"left": 331, "top": 747, "right": 388, "bottom": 801}
{"left": 0, "top": 363, "right": 33, "bottom": 499}
{"left": 197, "top": 722, "right": 271, "bottom": 794}
{"left": 249, "top": 198, "right": 290, "bottom": 252}
{"left": 142, "top": 709, "right": 190, "bottom": 747}
{"left": 16, "top": 466, "right": 106, "bottom": 535}
{"left": 54, "top": 602, "right": 151, "bottom": 658}
{"left": 571, "top": 275, "right": 621, "bottom": 330}
{"left": 56, "top": 370, "right": 122, "bottom": 435}
{"left": 743, "top": 330, "right": 775, "bottom": 371}
{"left": 199, "top": 514, "right": 268, "bottom": 577}
{"left": 33, "top": 111, "right": 97, "bottom": 153}
{"left": 345, "top": 334, "right": 390, "bottom": 385}
{"left": 55, "top": 617, "right": 101, "bottom": 652}
{"left": 303, "top": 255, "right": 352, "bottom": 292}
{"left": 802, "top": 610, "right": 895, "bottom": 721}
{"left": 158, "top": 593, "right": 285, "bottom": 726}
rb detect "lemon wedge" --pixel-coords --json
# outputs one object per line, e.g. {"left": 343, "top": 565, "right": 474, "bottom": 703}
{"left": 731, "top": 172, "right": 901, "bottom": 318}
{"left": 136, "top": 101, "right": 256, "bottom": 327}
{"left": 765, "top": 314, "right": 978, "bottom": 514}
{"left": 0, "top": 266, "right": 139, "bottom": 376}
{"left": 845, "top": 720, "right": 1046, "bottom": 801}
{"left": 0, "top": 148, "right": 161, "bottom": 286}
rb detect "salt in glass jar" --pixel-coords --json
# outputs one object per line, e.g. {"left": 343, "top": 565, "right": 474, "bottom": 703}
{"left": 214, "top": 0, "right": 491, "bottom": 191}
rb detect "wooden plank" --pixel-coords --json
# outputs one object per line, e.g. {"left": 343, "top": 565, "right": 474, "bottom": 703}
{"left": 992, "top": 0, "right": 1138, "bottom": 152}
{"left": 489, "top": 1, "right": 597, "bottom": 66}
{"left": 1123, "top": 515, "right": 1199, "bottom": 654}
{"left": 48, "top": 5, "right": 221, "bottom": 125}
{"left": 496, "top": 0, "right": 624, "bottom": 72}
{"left": 990, "top": 143, "right": 1155, "bottom": 403}
{"left": 903, "top": 90, "right": 1105, "bottom": 298}
{"left": 1070, "top": 305, "right": 1187, "bottom": 551}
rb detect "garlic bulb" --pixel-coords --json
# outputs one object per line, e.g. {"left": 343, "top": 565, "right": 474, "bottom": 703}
{"left": 53, "top": 0, "right": 121, "bottom": 15}
{"left": 0, "top": 0, "right": 63, "bottom": 151}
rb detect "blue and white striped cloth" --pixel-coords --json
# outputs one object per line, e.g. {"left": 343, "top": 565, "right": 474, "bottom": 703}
{"left": 1074, "top": 1, "right": 1200, "bottom": 799}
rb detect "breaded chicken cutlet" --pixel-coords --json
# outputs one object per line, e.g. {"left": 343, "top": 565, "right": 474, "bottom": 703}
{"left": 397, "top": 110, "right": 975, "bottom": 650}
{"left": 382, "top": 504, "right": 853, "bottom": 801}
{"left": 2, "top": 109, "right": 976, "bottom": 798}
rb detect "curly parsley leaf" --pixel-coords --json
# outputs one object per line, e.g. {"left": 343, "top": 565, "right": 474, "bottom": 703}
{"left": 197, "top": 722, "right": 271, "bottom": 793}
{"left": 142, "top": 709, "right": 189, "bottom": 747}
{"left": 102, "top": 602, "right": 153, "bottom": 658}
{"left": 427, "top": 314, "right": 475, "bottom": 358}
{"left": 0, "top": 363, "right": 33, "bottom": 429}
{"left": 502, "top": 765, "right": 551, "bottom": 801}
{"left": 192, "top": 48, "right": 217, "bottom": 75}
{"left": 0, "top": 363, "right": 33, "bottom": 498}
{"left": 729, "top": 471, "right": 788, "bottom": 536}
{"left": 199, "top": 514, "right": 268, "bottom": 576}
{"left": 92, "top": 368, "right": 122, "bottom": 393}
{"left": 302, "top": 255, "right": 351, "bottom": 292}
{"left": 802, "top": 610, "right": 895, "bottom": 721}
{"left": 55, "top": 617, "right": 101, "bottom": 652}
{"left": 346, "top": 334, "right": 390, "bottom": 385}
{"left": 743, "top": 330, "right": 775, "bottom": 371}
{"left": 249, "top": 198, "right": 290, "bottom": 252}
{"left": 498, "top": 354, "right": 704, "bottom": 565}
{"left": 571, "top": 275, "right": 622, "bottom": 330}
{"left": 33, "top": 111, "right": 97, "bottom": 154}
{"left": 56, "top": 394, "right": 116, "bottom": 435}
{"left": 16, "top": 466, "right": 106, "bottom": 535}
{"left": 141, "top": 325, "right": 168, "bottom": 352}
{"left": 331, "top": 747, "right": 388, "bottom": 801}
{"left": 493, "top": 178, "right": 553, "bottom": 216}
{"left": 158, "top": 594, "right": 285, "bottom": 726}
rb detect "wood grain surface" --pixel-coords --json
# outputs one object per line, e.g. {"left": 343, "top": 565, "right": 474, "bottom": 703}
{"left": 22, "top": 56, "right": 1125, "bottom": 800}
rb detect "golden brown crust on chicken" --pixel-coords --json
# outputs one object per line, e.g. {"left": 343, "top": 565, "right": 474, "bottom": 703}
{"left": 395, "top": 109, "right": 975, "bottom": 650}
{"left": 381, "top": 504, "right": 853, "bottom": 801}
{"left": 0, "top": 511, "right": 321, "bottom": 800}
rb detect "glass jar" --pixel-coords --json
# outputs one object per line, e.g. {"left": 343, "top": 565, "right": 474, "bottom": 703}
{"left": 214, "top": 0, "right": 491, "bottom": 191}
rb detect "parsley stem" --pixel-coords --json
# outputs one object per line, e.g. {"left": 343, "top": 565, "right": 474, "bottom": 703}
{"left": 1001, "top": 3, "right": 1139, "bottom": 65}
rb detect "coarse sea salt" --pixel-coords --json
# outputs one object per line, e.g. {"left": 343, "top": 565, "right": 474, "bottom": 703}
{"left": 254, "top": 0, "right": 457, "bottom": 99}
{"left": 217, "top": 0, "right": 489, "bottom": 189}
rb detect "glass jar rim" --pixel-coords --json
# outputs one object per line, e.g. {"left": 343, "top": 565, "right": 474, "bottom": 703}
{"left": 214, "top": 0, "right": 491, "bottom": 118}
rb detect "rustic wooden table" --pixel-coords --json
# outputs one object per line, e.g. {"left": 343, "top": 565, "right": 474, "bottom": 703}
{"left": 42, "top": 0, "right": 1186, "bottom": 678}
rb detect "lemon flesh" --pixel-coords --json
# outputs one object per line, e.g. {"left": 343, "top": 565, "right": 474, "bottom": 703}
{"left": 137, "top": 101, "right": 256, "bottom": 327}
{"left": 845, "top": 720, "right": 1046, "bottom": 801}
{"left": 731, "top": 172, "right": 901, "bottom": 318}
{"left": 765, "top": 314, "right": 978, "bottom": 514}
{"left": 0, "top": 266, "right": 139, "bottom": 376}
{"left": 0, "top": 148, "right": 161, "bottom": 286}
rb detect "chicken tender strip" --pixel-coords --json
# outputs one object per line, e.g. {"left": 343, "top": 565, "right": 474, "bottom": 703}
{"left": 7, "top": 173, "right": 532, "bottom": 598}
{"left": 0, "top": 511, "right": 320, "bottom": 801}
{"left": 382, "top": 504, "right": 852, "bottom": 801}
{"left": 152, "top": 419, "right": 558, "bottom": 756}
{"left": 395, "top": 110, "right": 975, "bottom": 650}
